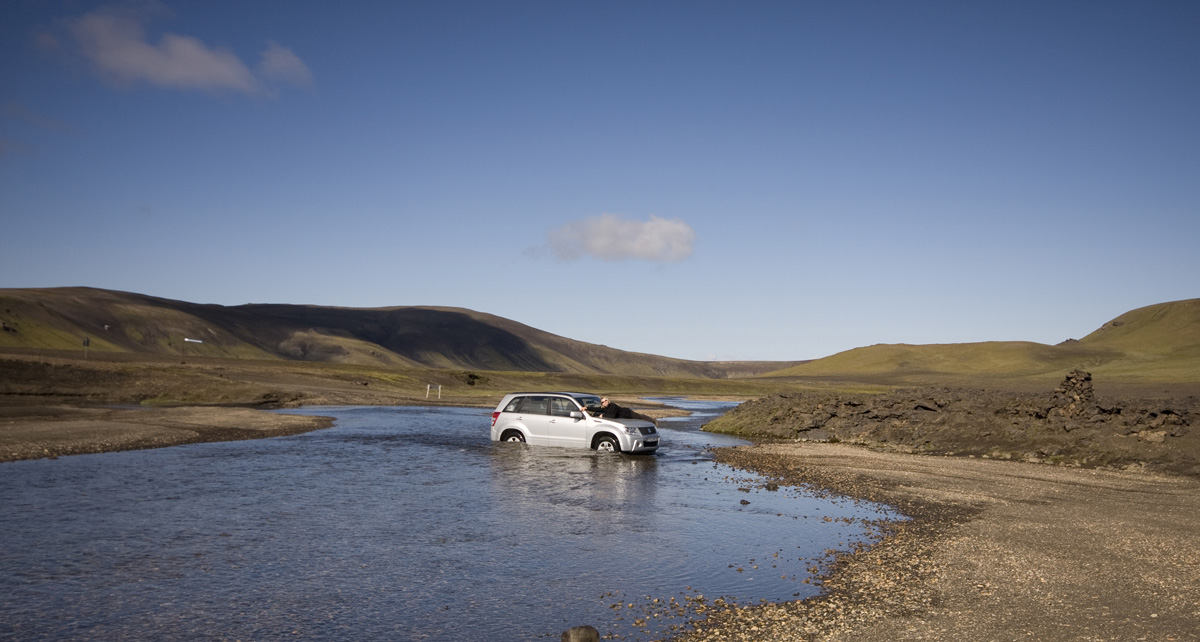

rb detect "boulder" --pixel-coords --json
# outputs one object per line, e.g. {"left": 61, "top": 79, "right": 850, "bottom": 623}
{"left": 562, "top": 624, "right": 600, "bottom": 642}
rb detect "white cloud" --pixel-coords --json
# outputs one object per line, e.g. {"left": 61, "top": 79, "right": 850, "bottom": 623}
{"left": 548, "top": 214, "right": 696, "bottom": 263}
{"left": 258, "top": 41, "right": 314, "bottom": 88}
{"left": 69, "top": 6, "right": 312, "bottom": 94}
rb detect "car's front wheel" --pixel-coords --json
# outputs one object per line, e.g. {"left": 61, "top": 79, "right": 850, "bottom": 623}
{"left": 594, "top": 435, "right": 619, "bottom": 453}
{"left": 501, "top": 430, "right": 525, "bottom": 443}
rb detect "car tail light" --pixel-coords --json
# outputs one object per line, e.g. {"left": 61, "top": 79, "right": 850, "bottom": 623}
{"left": 491, "top": 411, "right": 500, "bottom": 427}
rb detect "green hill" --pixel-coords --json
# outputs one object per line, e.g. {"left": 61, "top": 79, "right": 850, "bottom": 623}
{"left": 1078, "top": 299, "right": 1200, "bottom": 354}
{"left": 760, "top": 299, "right": 1200, "bottom": 386}
{"left": 3, "top": 288, "right": 1195, "bottom": 387}
{"left": 0, "top": 287, "right": 795, "bottom": 378}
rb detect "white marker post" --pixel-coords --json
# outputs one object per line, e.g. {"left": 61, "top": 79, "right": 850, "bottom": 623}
{"left": 181, "top": 337, "right": 204, "bottom": 363}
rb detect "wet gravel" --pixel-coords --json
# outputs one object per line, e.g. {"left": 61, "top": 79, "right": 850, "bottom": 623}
{"left": 665, "top": 442, "right": 1200, "bottom": 641}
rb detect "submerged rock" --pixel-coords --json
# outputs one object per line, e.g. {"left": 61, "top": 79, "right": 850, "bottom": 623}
{"left": 561, "top": 624, "right": 599, "bottom": 642}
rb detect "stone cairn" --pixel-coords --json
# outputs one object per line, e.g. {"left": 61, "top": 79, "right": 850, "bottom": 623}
{"left": 1046, "top": 369, "right": 1095, "bottom": 425}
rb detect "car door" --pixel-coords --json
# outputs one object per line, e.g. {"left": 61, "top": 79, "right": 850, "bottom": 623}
{"left": 546, "top": 396, "right": 587, "bottom": 449}
{"left": 513, "top": 395, "right": 553, "bottom": 446}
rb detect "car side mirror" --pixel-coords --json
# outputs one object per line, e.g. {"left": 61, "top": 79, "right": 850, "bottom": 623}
{"left": 570, "top": 411, "right": 584, "bottom": 419}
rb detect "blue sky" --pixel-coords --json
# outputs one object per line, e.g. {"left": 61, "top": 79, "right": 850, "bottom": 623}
{"left": 2, "top": 1, "right": 1197, "bottom": 361}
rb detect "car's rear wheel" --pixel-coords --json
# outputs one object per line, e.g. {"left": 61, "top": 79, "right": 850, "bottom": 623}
{"left": 594, "top": 435, "right": 619, "bottom": 453}
{"left": 502, "top": 431, "right": 525, "bottom": 443}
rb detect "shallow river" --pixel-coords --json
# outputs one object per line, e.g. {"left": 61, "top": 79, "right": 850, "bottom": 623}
{"left": 0, "top": 400, "right": 895, "bottom": 641}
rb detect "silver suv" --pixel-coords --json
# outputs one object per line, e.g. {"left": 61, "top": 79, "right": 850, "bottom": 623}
{"left": 490, "top": 392, "right": 660, "bottom": 454}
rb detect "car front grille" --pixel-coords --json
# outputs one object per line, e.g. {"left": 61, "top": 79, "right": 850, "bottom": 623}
{"left": 638, "top": 426, "right": 657, "bottom": 435}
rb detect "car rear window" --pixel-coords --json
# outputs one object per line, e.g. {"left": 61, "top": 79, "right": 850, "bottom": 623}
{"left": 521, "top": 396, "right": 551, "bottom": 415}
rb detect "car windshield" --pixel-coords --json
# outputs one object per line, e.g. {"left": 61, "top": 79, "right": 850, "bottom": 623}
{"left": 574, "top": 395, "right": 602, "bottom": 410}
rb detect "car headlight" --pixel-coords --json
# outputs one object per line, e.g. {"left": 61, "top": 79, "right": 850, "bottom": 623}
{"left": 624, "top": 426, "right": 638, "bottom": 435}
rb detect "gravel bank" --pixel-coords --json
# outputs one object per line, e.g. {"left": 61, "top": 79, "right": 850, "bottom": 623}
{"left": 671, "top": 442, "right": 1200, "bottom": 641}
{"left": 0, "top": 405, "right": 333, "bottom": 462}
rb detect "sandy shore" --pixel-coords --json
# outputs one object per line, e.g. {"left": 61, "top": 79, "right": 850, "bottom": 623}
{"left": 0, "top": 405, "right": 333, "bottom": 462}
{"left": 681, "top": 442, "right": 1200, "bottom": 641}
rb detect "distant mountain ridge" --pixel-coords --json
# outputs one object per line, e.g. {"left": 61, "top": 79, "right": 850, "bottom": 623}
{"left": 0, "top": 287, "right": 798, "bottom": 378}
{"left": 2, "top": 288, "right": 1195, "bottom": 384}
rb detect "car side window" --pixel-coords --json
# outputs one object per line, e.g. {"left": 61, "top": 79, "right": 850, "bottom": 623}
{"left": 522, "top": 396, "right": 550, "bottom": 415}
{"left": 549, "top": 397, "right": 576, "bottom": 417}
{"left": 504, "top": 397, "right": 524, "bottom": 413}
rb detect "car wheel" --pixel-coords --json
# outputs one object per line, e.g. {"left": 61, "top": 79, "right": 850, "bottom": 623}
{"left": 502, "top": 431, "right": 525, "bottom": 443}
{"left": 594, "top": 435, "right": 619, "bottom": 453}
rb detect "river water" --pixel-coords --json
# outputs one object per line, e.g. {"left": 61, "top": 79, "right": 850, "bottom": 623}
{"left": 0, "top": 400, "right": 896, "bottom": 641}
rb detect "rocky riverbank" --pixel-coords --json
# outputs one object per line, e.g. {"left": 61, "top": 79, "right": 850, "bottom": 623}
{"left": 705, "top": 371, "right": 1199, "bottom": 477}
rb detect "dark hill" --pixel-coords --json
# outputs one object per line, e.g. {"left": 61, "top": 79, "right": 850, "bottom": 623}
{"left": 0, "top": 287, "right": 797, "bottom": 378}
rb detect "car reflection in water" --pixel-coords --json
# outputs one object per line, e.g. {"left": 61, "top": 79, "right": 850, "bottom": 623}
{"left": 489, "top": 442, "right": 662, "bottom": 523}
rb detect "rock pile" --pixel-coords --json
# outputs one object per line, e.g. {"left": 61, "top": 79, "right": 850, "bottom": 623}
{"left": 1046, "top": 369, "right": 1095, "bottom": 419}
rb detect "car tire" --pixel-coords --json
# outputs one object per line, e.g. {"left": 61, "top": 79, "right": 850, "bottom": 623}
{"left": 594, "top": 435, "right": 620, "bottom": 453}
{"left": 502, "top": 431, "right": 525, "bottom": 443}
